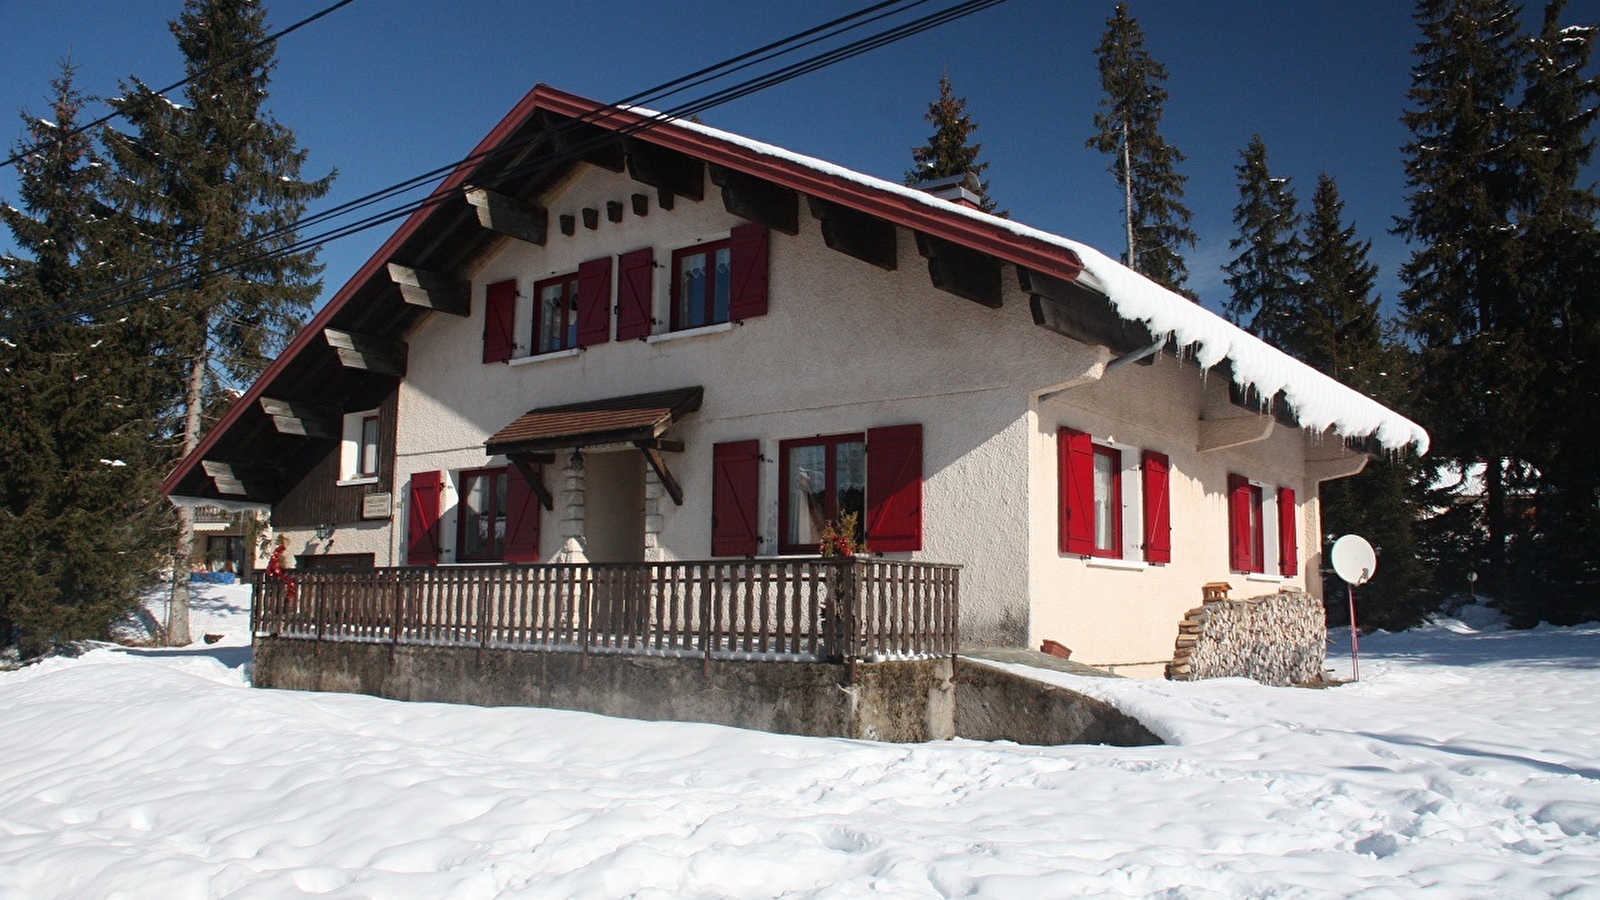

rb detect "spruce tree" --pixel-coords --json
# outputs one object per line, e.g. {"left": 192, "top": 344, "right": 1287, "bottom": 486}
{"left": 102, "top": 0, "right": 333, "bottom": 644}
{"left": 1223, "top": 136, "right": 1303, "bottom": 345}
{"left": 1507, "top": 1, "right": 1600, "bottom": 621}
{"left": 1087, "top": 1, "right": 1197, "bottom": 295}
{"left": 0, "top": 64, "right": 173, "bottom": 658}
{"left": 1395, "top": 0, "right": 1532, "bottom": 597}
{"left": 1292, "top": 175, "right": 1432, "bottom": 628}
{"left": 905, "top": 72, "right": 1003, "bottom": 214}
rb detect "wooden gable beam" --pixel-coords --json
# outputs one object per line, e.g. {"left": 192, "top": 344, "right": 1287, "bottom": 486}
{"left": 509, "top": 454, "right": 556, "bottom": 512}
{"left": 386, "top": 263, "right": 470, "bottom": 317}
{"left": 807, "top": 196, "right": 897, "bottom": 270}
{"left": 323, "top": 328, "right": 407, "bottom": 377}
{"left": 624, "top": 138, "right": 704, "bottom": 203}
{"left": 201, "top": 460, "right": 278, "bottom": 500}
{"left": 914, "top": 232, "right": 1003, "bottom": 308}
{"left": 258, "top": 397, "right": 340, "bottom": 440}
{"left": 1020, "top": 267, "right": 1158, "bottom": 356}
{"left": 537, "top": 111, "right": 625, "bottom": 172}
{"left": 463, "top": 186, "right": 548, "bottom": 246}
{"left": 635, "top": 440, "right": 685, "bottom": 506}
{"left": 709, "top": 165, "right": 799, "bottom": 235}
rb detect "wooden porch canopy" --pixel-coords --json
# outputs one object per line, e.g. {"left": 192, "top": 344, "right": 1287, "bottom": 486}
{"left": 486, "top": 386, "right": 703, "bottom": 506}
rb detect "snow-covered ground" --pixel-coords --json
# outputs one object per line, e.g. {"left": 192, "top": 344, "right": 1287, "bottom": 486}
{"left": 2, "top": 585, "right": 1598, "bottom": 899}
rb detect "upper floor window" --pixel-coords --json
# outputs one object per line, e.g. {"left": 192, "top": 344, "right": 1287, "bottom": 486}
{"left": 338, "top": 408, "right": 383, "bottom": 485}
{"left": 672, "top": 239, "right": 732, "bottom": 331}
{"left": 533, "top": 272, "right": 580, "bottom": 354}
{"left": 358, "top": 415, "right": 381, "bottom": 477}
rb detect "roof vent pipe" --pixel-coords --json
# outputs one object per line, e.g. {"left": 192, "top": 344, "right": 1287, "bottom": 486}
{"left": 916, "top": 172, "right": 983, "bottom": 210}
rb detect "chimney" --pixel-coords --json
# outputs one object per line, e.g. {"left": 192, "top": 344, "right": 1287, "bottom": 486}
{"left": 917, "top": 172, "right": 983, "bottom": 210}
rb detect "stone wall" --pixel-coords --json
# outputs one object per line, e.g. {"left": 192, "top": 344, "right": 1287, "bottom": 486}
{"left": 1167, "top": 589, "right": 1326, "bottom": 686}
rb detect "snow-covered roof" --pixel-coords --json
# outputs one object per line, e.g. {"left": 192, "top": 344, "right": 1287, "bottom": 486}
{"left": 655, "top": 111, "right": 1429, "bottom": 455}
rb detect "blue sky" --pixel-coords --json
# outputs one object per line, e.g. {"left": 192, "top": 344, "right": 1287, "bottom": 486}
{"left": 2, "top": 0, "right": 1592, "bottom": 316}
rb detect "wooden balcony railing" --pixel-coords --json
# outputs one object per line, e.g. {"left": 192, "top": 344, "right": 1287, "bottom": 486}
{"left": 252, "top": 558, "right": 959, "bottom": 673}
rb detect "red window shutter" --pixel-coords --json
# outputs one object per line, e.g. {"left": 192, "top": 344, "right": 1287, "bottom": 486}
{"left": 503, "top": 465, "right": 542, "bottom": 563}
{"left": 575, "top": 255, "right": 613, "bottom": 347}
{"left": 1227, "top": 474, "right": 1253, "bottom": 572}
{"left": 1058, "top": 428, "right": 1094, "bottom": 555}
{"left": 727, "top": 221, "right": 770, "bottom": 321}
{"left": 1277, "top": 486, "right": 1298, "bottom": 576}
{"left": 483, "top": 280, "right": 516, "bottom": 364}
{"left": 866, "top": 424, "right": 923, "bottom": 552}
{"left": 406, "top": 471, "right": 442, "bottom": 566}
{"left": 1141, "top": 450, "right": 1171, "bottom": 564}
{"left": 712, "top": 441, "right": 761, "bottom": 557}
{"left": 615, "top": 247, "right": 655, "bottom": 341}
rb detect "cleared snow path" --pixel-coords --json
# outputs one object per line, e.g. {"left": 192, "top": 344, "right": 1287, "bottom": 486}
{"left": 1, "top": 586, "right": 1597, "bottom": 898}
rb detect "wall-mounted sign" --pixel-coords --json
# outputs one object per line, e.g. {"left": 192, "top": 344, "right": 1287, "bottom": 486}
{"left": 361, "top": 492, "right": 392, "bottom": 520}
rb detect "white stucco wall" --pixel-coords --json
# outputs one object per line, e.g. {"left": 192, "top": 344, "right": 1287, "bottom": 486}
{"left": 1025, "top": 359, "right": 1326, "bottom": 675}
{"left": 370, "top": 161, "right": 1347, "bottom": 665}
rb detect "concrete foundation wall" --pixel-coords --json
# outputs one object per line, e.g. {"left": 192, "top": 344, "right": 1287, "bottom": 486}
{"left": 953, "top": 659, "right": 1161, "bottom": 747}
{"left": 254, "top": 637, "right": 955, "bottom": 742}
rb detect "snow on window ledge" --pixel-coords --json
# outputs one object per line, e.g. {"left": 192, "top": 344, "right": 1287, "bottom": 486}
{"left": 508, "top": 348, "right": 580, "bottom": 367}
{"left": 336, "top": 476, "right": 380, "bottom": 488}
{"left": 646, "top": 321, "right": 735, "bottom": 344}
{"left": 1245, "top": 573, "right": 1286, "bottom": 584}
{"left": 1086, "top": 557, "right": 1148, "bottom": 572}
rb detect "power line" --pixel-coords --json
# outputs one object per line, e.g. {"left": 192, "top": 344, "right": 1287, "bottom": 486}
{"left": 0, "top": 0, "right": 360, "bottom": 171}
{"left": 5, "top": 0, "right": 1012, "bottom": 336}
{"left": 3, "top": 0, "right": 936, "bottom": 332}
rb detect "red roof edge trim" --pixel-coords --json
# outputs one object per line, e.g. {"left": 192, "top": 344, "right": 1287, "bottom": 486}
{"left": 161, "top": 85, "right": 553, "bottom": 497}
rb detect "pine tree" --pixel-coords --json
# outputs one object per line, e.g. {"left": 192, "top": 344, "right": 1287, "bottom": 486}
{"left": 1506, "top": 1, "right": 1600, "bottom": 622}
{"left": 1395, "top": 0, "right": 1533, "bottom": 597}
{"left": 1087, "top": 1, "right": 1197, "bottom": 295}
{"left": 0, "top": 64, "right": 173, "bottom": 658}
{"left": 102, "top": 0, "right": 333, "bottom": 644}
{"left": 905, "top": 72, "right": 1003, "bottom": 214}
{"left": 1222, "top": 136, "right": 1303, "bottom": 345}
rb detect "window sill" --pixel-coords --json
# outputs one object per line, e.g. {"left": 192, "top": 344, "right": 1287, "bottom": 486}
{"left": 1245, "top": 572, "right": 1286, "bottom": 584}
{"left": 508, "top": 347, "right": 580, "bottom": 367}
{"left": 1086, "top": 557, "right": 1147, "bottom": 572}
{"left": 336, "top": 476, "right": 380, "bottom": 487}
{"left": 646, "top": 321, "right": 734, "bottom": 344}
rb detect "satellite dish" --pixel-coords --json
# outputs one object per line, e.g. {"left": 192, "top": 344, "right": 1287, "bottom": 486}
{"left": 1331, "top": 534, "right": 1377, "bottom": 586}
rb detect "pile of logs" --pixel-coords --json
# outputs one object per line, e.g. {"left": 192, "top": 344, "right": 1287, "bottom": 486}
{"left": 1167, "top": 587, "right": 1326, "bottom": 686}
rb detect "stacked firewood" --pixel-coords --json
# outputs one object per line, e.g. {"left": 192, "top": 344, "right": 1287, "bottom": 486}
{"left": 1167, "top": 588, "right": 1326, "bottom": 686}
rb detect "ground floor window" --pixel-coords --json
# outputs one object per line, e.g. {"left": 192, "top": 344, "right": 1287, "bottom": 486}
{"left": 1059, "top": 427, "right": 1170, "bottom": 563}
{"left": 203, "top": 535, "right": 247, "bottom": 575}
{"left": 1228, "top": 474, "right": 1299, "bottom": 576}
{"left": 457, "top": 467, "right": 509, "bottom": 562}
{"left": 779, "top": 434, "right": 866, "bottom": 554}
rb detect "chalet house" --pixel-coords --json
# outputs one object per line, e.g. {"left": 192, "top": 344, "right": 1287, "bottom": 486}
{"left": 162, "top": 85, "right": 1427, "bottom": 680}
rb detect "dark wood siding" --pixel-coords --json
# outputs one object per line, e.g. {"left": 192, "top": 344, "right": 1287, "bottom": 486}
{"left": 274, "top": 387, "right": 399, "bottom": 529}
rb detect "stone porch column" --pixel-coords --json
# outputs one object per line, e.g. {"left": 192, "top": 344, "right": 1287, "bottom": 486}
{"left": 555, "top": 450, "right": 589, "bottom": 563}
